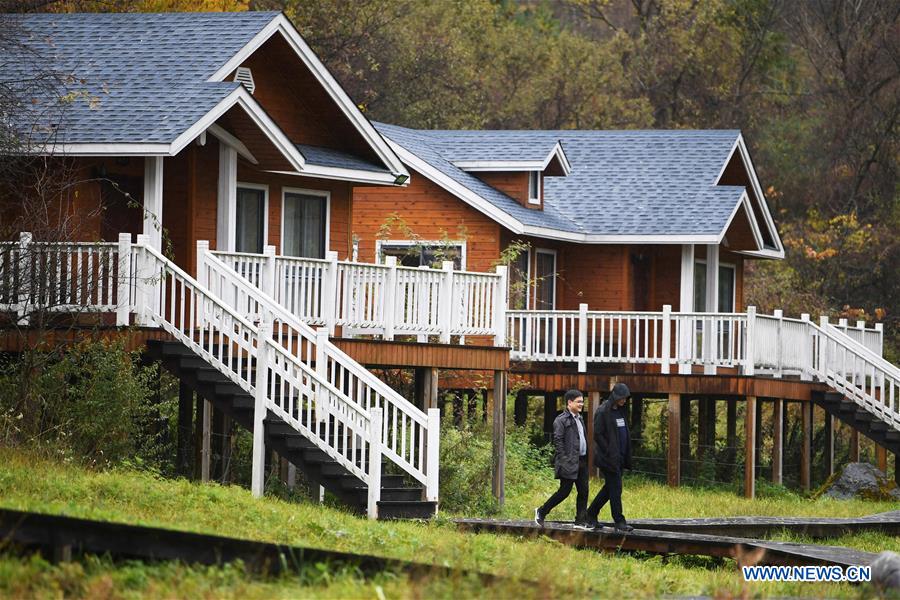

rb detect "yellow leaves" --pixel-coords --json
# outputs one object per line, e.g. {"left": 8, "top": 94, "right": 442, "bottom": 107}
{"left": 804, "top": 246, "right": 837, "bottom": 261}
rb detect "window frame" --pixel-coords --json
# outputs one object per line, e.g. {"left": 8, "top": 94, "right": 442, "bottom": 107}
{"left": 375, "top": 239, "right": 467, "bottom": 270}
{"left": 235, "top": 182, "right": 269, "bottom": 254}
{"left": 280, "top": 186, "right": 331, "bottom": 259}
{"left": 533, "top": 247, "right": 557, "bottom": 310}
{"left": 528, "top": 171, "right": 542, "bottom": 205}
{"left": 693, "top": 259, "right": 737, "bottom": 312}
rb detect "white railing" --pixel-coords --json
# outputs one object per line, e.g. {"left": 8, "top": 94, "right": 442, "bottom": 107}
{"left": 212, "top": 247, "right": 508, "bottom": 345}
{"left": 200, "top": 242, "right": 439, "bottom": 501}
{"left": 832, "top": 318, "right": 884, "bottom": 357}
{"left": 0, "top": 232, "right": 129, "bottom": 324}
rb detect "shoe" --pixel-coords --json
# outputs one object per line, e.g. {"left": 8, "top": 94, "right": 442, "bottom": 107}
{"left": 614, "top": 522, "right": 634, "bottom": 533}
{"left": 573, "top": 520, "right": 598, "bottom": 531}
{"left": 534, "top": 507, "right": 545, "bottom": 528}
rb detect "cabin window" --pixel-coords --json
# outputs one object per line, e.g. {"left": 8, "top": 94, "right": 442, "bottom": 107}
{"left": 528, "top": 171, "right": 541, "bottom": 204}
{"left": 693, "top": 261, "right": 736, "bottom": 312}
{"left": 534, "top": 249, "right": 556, "bottom": 309}
{"left": 377, "top": 241, "right": 464, "bottom": 270}
{"left": 236, "top": 185, "right": 267, "bottom": 253}
{"left": 507, "top": 247, "right": 531, "bottom": 310}
{"left": 282, "top": 189, "right": 328, "bottom": 259}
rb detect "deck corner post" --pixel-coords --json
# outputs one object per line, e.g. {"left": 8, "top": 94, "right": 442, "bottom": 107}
{"left": 382, "top": 255, "right": 397, "bottom": 340}
{"left": 426, "top": 407, "right": 441, "bottom": 503}
{"left": 195, "top": 240, "right": 209, "bottom": 287}
{"left": 133, "top": 234, "right": 152, "bottom": 325}
{"left": 577, "top": 303, "right": 588, "bottom": 372}
{"left": 799, "top": 313, "right": 811, "bottom": 380}
{"left": 801, "top": 400, "right": 812, "bottom": 491}
{"left": 744, "top": 395, "right": 757, "bottom": 498}
{"left": 323, "top": 251, "right": 339, "bottom": 335}
{"left": 251, "top": 312, "right": 273, "bottom": 498}
{"left": 667, "top": 393, "right": 681, "bottom": 487}
{"left": 439, "top": 260, "right": 454, "bottom": 344}
{"left": 262, "top": 244, "right": 277, "bottom": 299}
{"left": 874, "top": 322, "right": 884, "bottom": 357}
{"left": 744, "top": 305, "right": 756, "bottom": 376}
{"left": 773, "top": 309, "right": 784, "bottom": 378}
{"left": 494, "top": 265, "right": 508, "bottom": 347}
{"left": 661, "top": 304, "right": 672, "bottom": 374}
{"left": 772, "top": 397, "right": 783, "bottom": 485}
{"left": 116, "top": 233, "right": 132, "bottom": 326}
{"left": 367, "top": 407, "right": 384, "bottom": 520}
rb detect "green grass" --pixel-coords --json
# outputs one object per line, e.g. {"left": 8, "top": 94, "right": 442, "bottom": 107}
{"left": 1, "top": 449, "right": 898, "bottom": 598}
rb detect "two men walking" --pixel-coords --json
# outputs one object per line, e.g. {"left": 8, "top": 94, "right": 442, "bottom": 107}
{"left": 535, "top": 384, "right": 634, "bottom": 532}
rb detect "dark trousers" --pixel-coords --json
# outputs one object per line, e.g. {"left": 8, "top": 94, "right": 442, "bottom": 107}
{"left": 540, "top": 456, "right": 588, "bottom": 522}
{"left": 586, "top": 467, "right": 625, "bottom": 524}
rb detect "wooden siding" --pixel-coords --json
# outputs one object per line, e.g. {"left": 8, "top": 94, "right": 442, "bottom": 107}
{"left": 473, "top": 172, "right": 542, "bottom": 209}
{"left": 233, "top": 33, "right": 378, "bottom": 163}
{"left": 351, "top": 168, "right": 502, "bottom": 271}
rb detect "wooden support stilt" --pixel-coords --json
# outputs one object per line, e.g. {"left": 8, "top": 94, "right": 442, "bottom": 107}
{"left": 824, "top": 412, "right": 834, "bottom": 477}
{"left": 745, "top": 396, "right": 757, "bottom": 499}
{"left": 482, "top": 388, "right": 489, "bottom": 423}
{"left": 697, "top": 397, "right": 709, "bottom": 461}
{"left": 514, "top": 390, "right": 528, "bottom": 426}
{"left": 452, "top": 391, "right": 463, "bottom": 427}
{"left": 667, "top": 393, "right": 681, "bottom": 487}
{"left": 176, "top": 382, "right": 193, "bottom": 477}
{"left": 801, "top": 401, "right": 812, "bottom": 491}
{"left": 631, "top": 395, "right": 643, "bottom": 453}
{"left": 876, "top": 445, "right": 888, "bottom": 473}
{"left": 491, "top": 370, "right": 507, "bottom": 506}
{"left": 588, "top": 391, "right": 600, "bottom": 476}
{"left": 849, "top": 428, "right": 860, "bottom": 462}
{"left": 726, "top": 398, "right": 737, "bottom": 480}
{"left": 201, "top": 398, "right": 212, "bottom": 483}
{"left": 680, "top": 396, "right": 691, "bottom": 476}
{"left": 772, "top": 398, "right": 783, "bottom": 485}
{"left": 895, "top": 453, "right": 900, "bottom": 486}
{"left": 543, "top": 393, "right": 558, "bottom": 442}
{"left": 193, "top": 393, "right": 203, "bottom": 480}
{"left": 754, "top": 397, "right": 763, "bottom": 476}
{"left": 413, "top": 367, "right": 427, "bottom": 411}
{"left": 212, "top": 405, "right": 226, "bottom": 481}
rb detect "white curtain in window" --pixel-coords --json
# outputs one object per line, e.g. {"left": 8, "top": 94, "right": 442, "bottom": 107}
{"left": 283, "top": 192, "right": 326, "bottom": 258}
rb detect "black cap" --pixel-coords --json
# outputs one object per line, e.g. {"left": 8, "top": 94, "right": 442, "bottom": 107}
{"left": 610, "top": 383, "right": 631, "bottom": 402}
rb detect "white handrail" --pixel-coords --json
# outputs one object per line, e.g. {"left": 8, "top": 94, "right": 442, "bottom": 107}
{"left": 131, "top": 239, "right": 383, "bottom": 516}
{"left": 202, "top": 244, "right": 435, "bottom": 492}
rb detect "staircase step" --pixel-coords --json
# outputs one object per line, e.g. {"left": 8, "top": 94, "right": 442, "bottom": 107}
{"left": 177, "top": 356, "right": 209, "bottom": 371}
{"left": 149, "top": 340, "right": 195, "bottom": 358}
{"left": 376, "top": 500, "right": 437, "bottom": 520}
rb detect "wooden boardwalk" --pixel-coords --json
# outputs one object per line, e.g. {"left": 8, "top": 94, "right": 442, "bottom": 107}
{"left": 454, "top": 518, "right": 885, "bottom": 568}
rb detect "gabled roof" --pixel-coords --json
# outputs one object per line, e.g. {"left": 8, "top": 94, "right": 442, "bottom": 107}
{"left": 4, "top": 11, "right": 408, "bottom": 183}
{"left": 377, "top": 124, "right": 783, "bottom": 255}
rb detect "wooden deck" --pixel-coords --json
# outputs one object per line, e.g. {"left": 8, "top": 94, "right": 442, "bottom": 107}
{"left": 454, "top": 518, "right": 880, "bottom": 568}
{"left": 329, "top": 337, "right": 509, "bottom": 371}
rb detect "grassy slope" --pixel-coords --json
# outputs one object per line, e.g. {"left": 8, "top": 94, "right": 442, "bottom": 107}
{"left": 1, "top": 449, "right": 897, "bottom": 598}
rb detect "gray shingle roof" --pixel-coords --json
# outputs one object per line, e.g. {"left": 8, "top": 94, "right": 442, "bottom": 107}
{"left": 377, "top": 125, "right": 746, "bottom": 238}
{"left": 3, "top": 11, "right": 279, "bottom": 144}
{"left": 296, "top": 144, "right": 391, "bottom": 174}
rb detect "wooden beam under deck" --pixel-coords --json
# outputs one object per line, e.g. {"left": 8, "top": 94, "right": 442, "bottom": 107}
{"left": 331, "top": 337, "right": 510, "bottom": 371}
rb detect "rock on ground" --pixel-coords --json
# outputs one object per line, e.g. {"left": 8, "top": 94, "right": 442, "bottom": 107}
{"left": 823, "top": 462, "right": 900, "bottom": 501}
{"left": 871, "top": 551, "right": 900, "bottom": 590}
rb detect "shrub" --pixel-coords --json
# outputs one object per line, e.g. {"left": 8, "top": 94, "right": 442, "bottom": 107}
{"left": 0, "top": 339, "right": 169, "bottom": 469}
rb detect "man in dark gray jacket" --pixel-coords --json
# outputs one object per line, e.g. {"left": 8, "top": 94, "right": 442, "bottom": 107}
{"left": 534, "top": 389, "right": 591, "bottom": 529}
{"left": 585, "top": 382, "right": 634, "bottom": 532}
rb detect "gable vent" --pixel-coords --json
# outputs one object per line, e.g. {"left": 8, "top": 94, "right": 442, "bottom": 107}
{"left": 233, "top": 67, "right": 255, "bottom": 95}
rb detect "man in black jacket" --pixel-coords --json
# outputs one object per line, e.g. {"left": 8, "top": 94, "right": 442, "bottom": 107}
{"left": 585, "top": 382, "right": 634, "bottom": 532}
{"left": 534, "top": 389, "right": 592, "bottom": 529}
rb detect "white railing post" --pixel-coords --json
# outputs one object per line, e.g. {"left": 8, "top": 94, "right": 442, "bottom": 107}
{"left": 195, "top": 240, "right": 209, "bottom": 289}
{"left": 416, "top": 264, "right": 430, "bottom": 342}
{"left": 661, "top": 304, "right": 672, "bottom": 374}
{"left": 382, "top": 256, "right": 397, "bottom": 340}
{"left": 116, "top": 233, "right": 132, "bottom": 326}
{"left": 16, "top": 232, "right": 32, "bottom": 324}
{"left": 425, "top": 407, "right": 440, "bottom": 503}
{"left": 773, "top": 309, "right": 784, "bottom": 378}
{"left": 744, "top": 306, "right": 756, "bottom": 376}
{"left": 133, "top": 234, "right": 152, "bottom": 325}
{"left": 819, "top": 315, "right": 830, "bottom": 379}
{"left": 315, "top": 327, "right": 329, "bottom": 422}
{"left": 800, "top": 313, "right": 811, "bottom": 380}
{"left": 875, "top": 323, "right": 884, "bottom": 358}
{"left": 494, "top": 266, "right": 508, "bottom": 347}
{"left": 367, "top": 407, "right": 383, "bottom": 520}
{"left": 251, "top": 312, "right": 272, "bottom": 498}
{"left": 262, "top": 245, "right": 277, "bottom": 299}
{"left": 323, "top": 251, "right": 339, "bottom": 335}
{"left": 439, "top": 260, "right": 454, "bottom": 344}
{"left": 577, "top": 303, "right": 588, "bottom": 373}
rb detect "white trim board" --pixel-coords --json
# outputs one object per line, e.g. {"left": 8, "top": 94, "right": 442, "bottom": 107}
{"left": 267, "top": 166, "right": 401, "bottom": 186}
{"left": 280, "top": 186, "right": 331, "bottom": 259}
{"left": 453, "top": 141, "right": 572, "bottom": 176}
{"left": 208, "top": 14, "right": 409, "bottom": 180}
